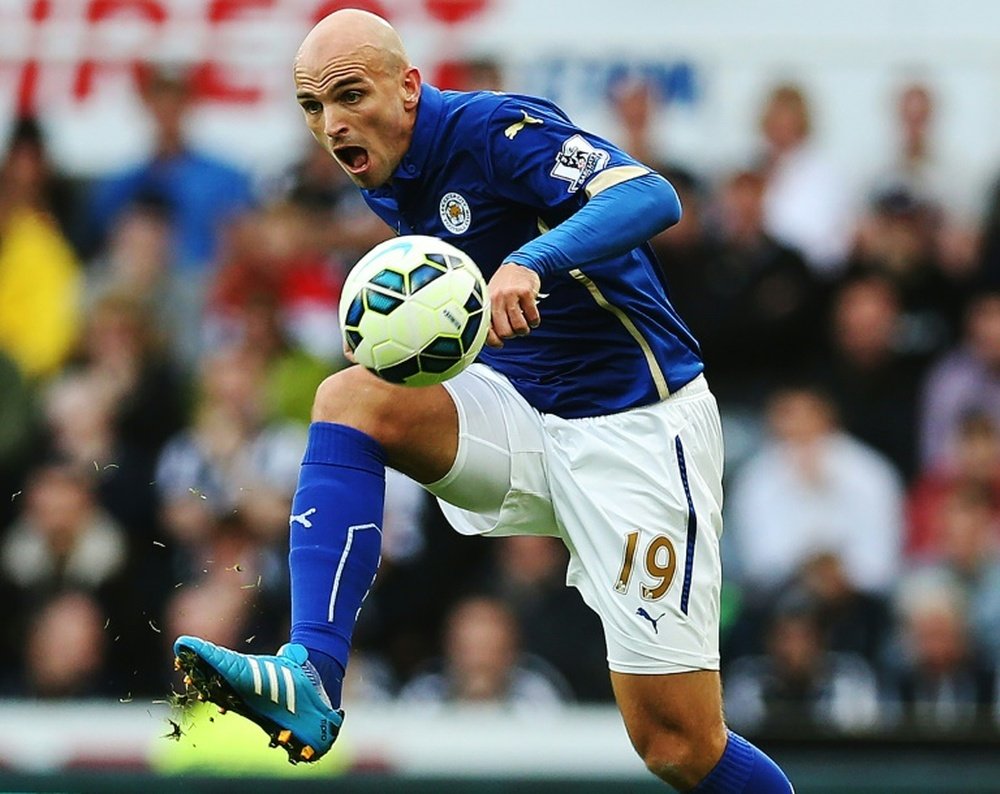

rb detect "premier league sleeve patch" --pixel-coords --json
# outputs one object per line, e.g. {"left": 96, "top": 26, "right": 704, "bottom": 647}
{"left": 550, "top": 134, "right": 610, "bottom": 193}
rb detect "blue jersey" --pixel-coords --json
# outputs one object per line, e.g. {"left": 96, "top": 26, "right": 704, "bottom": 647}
{"left": 362, "top": 85, "right": 703, "bottom": 419}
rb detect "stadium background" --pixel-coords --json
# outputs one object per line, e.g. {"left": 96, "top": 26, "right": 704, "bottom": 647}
{"left": 2, "top": 0, "right": 1000, "bottom": 791}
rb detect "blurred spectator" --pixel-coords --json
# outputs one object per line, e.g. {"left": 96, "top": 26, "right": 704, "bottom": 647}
{"left": 0, "top": 463, "right": 128, "bottom": 598}
{"left": 666, "top": 169, "right": 824, "bottom": 408}
{"left": 22, "top": 591, "right": 110, "bottom": 698}
{"left": 757, "top": 83, "right": 853, "bottom": 277}
{"left": 206, "top": 201, "right": 346, "bottom": 365}
{"left": 724, "top": 597, "right": 880, "bottom": 734}
{"left": 868, "top": 83, "right": 949, "bottom": 216}
{"left": 916, "top": 486, "right": 1000, "bottom": 665}
{"left": 907, "top": 413, "right": 1000, "bottom": 558}
{"left": 884, "top": 83, "right": 938, "bottom": 194}
{"left": 0, "top": 463, "right": 136, "bottom": 689}
{"left": 41, "top": 371, "right": 159, "bottom": 539}
{"left": 919, "top": 290, "right": 1000, "bottom": 470}
{"left": 867, "top": 81, "right": 981, "bottom": 272}
{"left": 237, "top": 297, "right": 336, "bottom": 427}
{"left": 815, "top": 273, "right": 927, "bottom": 480}
{"left": 846, "top": 185, "right": 966, "bottom": 357}
{"left": 85, "top": 194, "right": 198, "bottom": 366}
{"left": 84, "top": 64, "right": 255, "bottom": 271}
{"left": 154, "top": 346, "right": 305, "bottom": 546}
{"left": 0, "top": 118, "right": 82, "bottom": 380}
{"left": 0, "top": 116, "right": 80, "bottom": 245}
{"left": 67, "top": 291, "right": 189, "bottom": 460}
{"left": 882, "top": 570, "right": 999, "bottom": 730}
{"left": 800, "top": 553, "right": 890, "bottom": 664}
{"left": 490, "top": 535, "right": 612, "bottom": 702}
{"left": 725, "top": 552, "right": 892, "bottom": 668}
{"left": 727, "top": 386, "right": 904, "bottom": 597}
{"left": 399, "top": 596, "right": 572, "bottom": 708}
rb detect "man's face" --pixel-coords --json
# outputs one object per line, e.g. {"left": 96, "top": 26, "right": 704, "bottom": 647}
{"left": 294, "top": 46, "right": 419, "bottom": 189}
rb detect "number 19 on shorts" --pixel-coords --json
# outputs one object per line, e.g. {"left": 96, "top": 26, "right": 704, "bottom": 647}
{"left": 614, "top": 530, "right": 677, "bottom": 601}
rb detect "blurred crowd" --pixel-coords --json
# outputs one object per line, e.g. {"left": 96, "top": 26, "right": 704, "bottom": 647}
{"left": 3, "top": 61, "right": 1000, "bottom": 741}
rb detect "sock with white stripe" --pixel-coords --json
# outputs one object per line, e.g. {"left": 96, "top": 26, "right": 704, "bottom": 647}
{"left": 289, "top": 422, "right": 386, "bottom": 709}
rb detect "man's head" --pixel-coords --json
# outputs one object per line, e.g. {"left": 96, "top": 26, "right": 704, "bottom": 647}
{"left": 294, "top": 10, "right": 420, "bottom": 189}
{"left": 136, "top": 64, "right": 193, "bottom": 156}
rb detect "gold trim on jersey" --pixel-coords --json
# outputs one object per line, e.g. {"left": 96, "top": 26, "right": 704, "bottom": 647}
{"left": 584, "top": 165, "right": 650, "bottom": 198}
{"left": 569, "top": 268, "right": 670, "bottom": 399}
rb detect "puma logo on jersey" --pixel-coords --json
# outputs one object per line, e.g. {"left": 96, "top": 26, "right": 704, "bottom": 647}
{"left": 290, "top": 508, "right": 317, "bottom": 528}
{"left": 504, "top": 110, "right": 544, "bottom": 139}
{"left": 636, "top": 607, "right": 666, "bottom": 634}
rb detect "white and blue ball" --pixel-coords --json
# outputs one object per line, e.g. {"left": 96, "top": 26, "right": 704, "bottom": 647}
{"left": 339, "top": 235, "right": 491, "bottom": 387}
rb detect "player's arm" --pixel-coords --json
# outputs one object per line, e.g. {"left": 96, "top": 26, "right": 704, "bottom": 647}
{"left": 487, "top": 174, "right": 680, "bottom": 346}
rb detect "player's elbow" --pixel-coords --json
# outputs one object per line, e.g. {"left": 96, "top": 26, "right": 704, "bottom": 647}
{"left": 620, "top": 172, "right": 681, "bottom": 235}
{"left": 650, "top": 174, "right": 682, "bottom": 231}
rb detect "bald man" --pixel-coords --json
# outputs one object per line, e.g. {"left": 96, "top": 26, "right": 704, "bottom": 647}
{"left": 175, "top": 10, "right": 792, "bottom": 792}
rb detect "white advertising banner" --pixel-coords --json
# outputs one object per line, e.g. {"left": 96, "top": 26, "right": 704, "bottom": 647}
{"left": 2, "top": 0, "right": 998, "bottom": 207}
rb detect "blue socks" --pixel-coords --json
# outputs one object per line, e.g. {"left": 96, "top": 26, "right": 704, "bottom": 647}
{"left": 691, "top": 731, "right": 793, "bottom": 792}
{"left": 289, "top": 422, "right": 386, "bottom": 709}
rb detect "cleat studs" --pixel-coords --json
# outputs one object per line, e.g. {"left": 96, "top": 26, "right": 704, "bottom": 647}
{"left": 217, "top": 706, "right": 227, "bottom": 715}
{"left": 277, "top": 729, "right": 292, "bottom": 745}
{"left": 183, "top": 674, "right": 193, "bottom": 686}
{"left": 269, "top": 737, "right": 279, "bottom": 748}
{"left": 173, "top": 657, "right": 182, "bottom": 671}
{"left": 196, "top": 692, "right": 206, "bottom": 701}
{"left": 300, "top": 746, "right": 315, "bottom": 761}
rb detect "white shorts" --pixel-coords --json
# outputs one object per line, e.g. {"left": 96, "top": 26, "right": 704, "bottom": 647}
{"left": 425, "top": 364, "right": 724, "bottom": 675}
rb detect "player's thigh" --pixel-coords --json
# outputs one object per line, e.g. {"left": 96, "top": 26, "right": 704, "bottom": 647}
{"left": 424, "top": 364, "right": 558, "bottom": 534}
{"left": 546, "top": 377, "right": 725, "bottom": 673}
{"left": 611, "top": 669, "right": 727, "bottom": 768}
{"left": 312, "top": 364, "right": 459, "bottom": 483}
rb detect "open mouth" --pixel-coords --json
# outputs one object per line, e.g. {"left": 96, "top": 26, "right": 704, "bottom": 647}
{"left": 334, "top": 145, "right": 370, "bottom": 174}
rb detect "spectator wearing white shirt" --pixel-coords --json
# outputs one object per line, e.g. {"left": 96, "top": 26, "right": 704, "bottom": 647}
{"left": 758, "top": 83, "right": 853, "bottom": 278}
{"left": 728, "top": 385, "right": 905, "bottom": 597}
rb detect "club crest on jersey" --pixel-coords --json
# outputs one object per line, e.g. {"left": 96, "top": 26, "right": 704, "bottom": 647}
{"left": 550, "top": 134, "right": 610, "bottom": 193}
{"left": 439, "top": 192, "right": 472, "bottom": 234}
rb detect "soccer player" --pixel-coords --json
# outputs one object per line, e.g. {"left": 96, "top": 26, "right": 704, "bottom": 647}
{"left": 174, "top": 10, "right": 794, "bottom": 792}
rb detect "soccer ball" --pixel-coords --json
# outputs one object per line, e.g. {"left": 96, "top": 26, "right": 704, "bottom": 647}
{"left": 339, "top": 235, "right": 491, "bottom": 387}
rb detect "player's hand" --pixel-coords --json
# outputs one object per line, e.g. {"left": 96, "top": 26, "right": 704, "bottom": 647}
{"left": 486, "top": 262, "right": 542, "bottom": 348}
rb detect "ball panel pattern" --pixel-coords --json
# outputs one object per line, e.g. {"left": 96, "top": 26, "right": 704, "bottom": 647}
{"left": 339, "top": 235, "right": 492, "bottom": 387}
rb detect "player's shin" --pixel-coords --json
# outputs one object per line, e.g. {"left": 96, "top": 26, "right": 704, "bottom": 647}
{"left": 288, "top": 421, "right": 386, "bottom": 709}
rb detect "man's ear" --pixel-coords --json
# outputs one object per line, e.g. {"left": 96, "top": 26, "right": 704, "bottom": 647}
{"left": 403, "top": 67, "right": 422, "bottom": 109}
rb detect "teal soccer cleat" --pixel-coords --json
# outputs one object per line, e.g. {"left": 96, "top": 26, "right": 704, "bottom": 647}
{"left": 173, "top": 635, "right": 344, "bottom": 763}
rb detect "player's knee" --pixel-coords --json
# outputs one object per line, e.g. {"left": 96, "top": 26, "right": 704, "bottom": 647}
{"left": 632, "top": 724, "right": 726, "bottom": 789}
{"left": 312, "top": 366, "right": 401, "bottom": 442}
{"left": 635, "top": 729, "right": 696, "bottom": 786}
